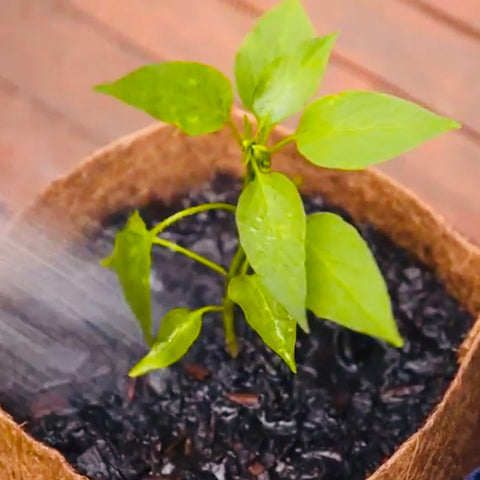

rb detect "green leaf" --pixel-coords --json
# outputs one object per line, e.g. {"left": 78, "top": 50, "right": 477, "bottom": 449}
{"left": 129, "top": 308, "right": 203, "bottom": 376}
{"left": 236, "top": 172, "right": 308, "bottom": 331}
{"left": 235, "top": 0, "right": 314, "bottom": 111}
{"left": 253, "top": 33, "right": 338, "bottom": 124}
{"left": 228, "top": 275, "right": 296, "bottom": 372}
{"left": 296, "top": 91, "right": 461, "bottom": 169}
{"left": 102, "top": 211, "right": 153, "bottom": 343}
{"left": 95, "top": 62, "right": 233, "bottom": 135}
{"left": 305, "top": 213, "right": 403, "bottom": 346}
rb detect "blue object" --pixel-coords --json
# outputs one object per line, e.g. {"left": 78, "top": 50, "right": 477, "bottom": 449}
{"left": 465, "top": 467, "right": 480, "bottom": 480}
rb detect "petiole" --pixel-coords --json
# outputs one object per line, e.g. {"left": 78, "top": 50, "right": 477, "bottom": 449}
{"left": 153, "top": 237, "right": 227, "bottom": 276}
{"left": 150, "top": 202, "right": 236, "bottom": 237}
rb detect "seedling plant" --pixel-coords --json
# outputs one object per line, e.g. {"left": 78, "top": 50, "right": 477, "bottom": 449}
{"left": 96, "top": 0, "right": 459, "bottom": 376}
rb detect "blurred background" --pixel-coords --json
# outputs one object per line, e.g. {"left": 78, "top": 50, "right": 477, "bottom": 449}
{"left": 1, "top": 0, "right": 479, "bottom": 242}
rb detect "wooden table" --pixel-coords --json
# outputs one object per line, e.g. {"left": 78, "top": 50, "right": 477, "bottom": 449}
{"left": 1, "top": 0, "right": 479, "bottom": 243}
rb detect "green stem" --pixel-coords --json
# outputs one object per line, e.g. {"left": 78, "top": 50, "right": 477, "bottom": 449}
{"left": 269, "top": 135, "right": 296, "bottom": 154}
{"left": 152, "top": 238, "right": 227, "bottom": 276}
{"left": 221, "top": 245, "right": 246, "bottom": 357}
{"left": 222, "top": 297, "right": 238, "bottom": 357}
{"left": 254, "top": 118, "right": 274, "bottom": 145}
{"left": 243, "top": 115, "right": 253, "bottom": 140}
{"left": 145, "top": 331, "right": 154, "bottom": 348}
{"left": 151, "top": 202, "right": 236, "bottom": 237}
{"left": 228, "top": 245, "right": 246, "bottom": 278}
{"left": 254, "top": 118, "right": 266, "bottom": 143}
{"left": 239, "top": 257, "right": 250, "bottom": 276}
{"left": 243, "top": 148, "right": 256, "bottom": 186}
{"left": 227, "top": 118, "right": 243, "bottom": 148}
{"left": 197, "top": 305, "right": 224, "bottom": 315}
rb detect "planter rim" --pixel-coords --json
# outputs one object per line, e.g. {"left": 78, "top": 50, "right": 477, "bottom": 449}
{"left": 2, "top": 108, "right": 480, "bottom": 480}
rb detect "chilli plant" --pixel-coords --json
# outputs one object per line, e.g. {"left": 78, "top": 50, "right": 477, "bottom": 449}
{"left": 96, "top": 0, "right": 459, "bottom": 376}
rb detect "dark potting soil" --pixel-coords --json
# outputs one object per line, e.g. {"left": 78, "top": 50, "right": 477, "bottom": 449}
{"left": 24, "top": 174, "right": 473, "bottom": 480}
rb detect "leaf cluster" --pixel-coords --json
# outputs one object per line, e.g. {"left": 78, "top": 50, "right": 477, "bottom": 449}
{"left": 96, "top": 0, "right": 459, "bottom": 375}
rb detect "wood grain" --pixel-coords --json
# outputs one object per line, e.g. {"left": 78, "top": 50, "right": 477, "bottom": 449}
{"left": 0, "top": 79, "right": 96, "bottom": 211}
{"left": 68, "top": 0, "right": 374, "bottom": 93}
{"left": 0, "top": 0, "right": 153, "bottom": 145}
{"left": 403, "top": 0, "right": 480, "bottom": 36}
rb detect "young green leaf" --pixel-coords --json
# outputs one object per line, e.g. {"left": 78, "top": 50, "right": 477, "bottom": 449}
{"left": 236, "top": 172, "right": 308, "bottom": 331}
{"left": 235, "top": 0, "right": 314, "bottom": 111}
{"left": 253, "top": 33, "right": 338, "bottom": 125}
{"left": 305, "top": 213, "right": 403, "bottom": 346}
{"left": 129, "top": 308, "right": 203, "bottom": 377}
{"left": 296, "top": 91, "right": 460, "bottom": 169}
{"left": 95, "top": 62, "right": 233, "bottom": 135}
{"left": 228, "top": 274, "right": 297, "bottom": 372}
{"left": 102, "top": 211, "right": 153, "bottom": 343}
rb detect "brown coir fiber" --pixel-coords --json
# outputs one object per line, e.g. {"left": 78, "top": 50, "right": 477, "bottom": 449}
{"left": 2, "top": 109, "right": 480, "bottom": 480}
{"left": 0, "top": 406, "right": 85, "bottom": 480}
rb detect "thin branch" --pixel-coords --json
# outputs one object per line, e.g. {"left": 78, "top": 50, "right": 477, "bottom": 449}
{"left": 153, "top": 238, "right": 227, "bottom": 276}
{"left": 227, "top": 118, "right": 244, "bottom": 147}
{"left": 197, "top": 305, "right": 224, "bottom": 315}
{"left": 151, "top": 202, "right": 236, "bottom": 237}
{"left": 269, "top": 135, "right": 296, "bottom": 154}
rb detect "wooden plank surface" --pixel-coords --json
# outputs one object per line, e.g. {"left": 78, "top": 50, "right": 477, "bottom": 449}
{"left": 0, "top": 0, "right": 152, "bottom": 145}
{"left": 0, "top": 0, "right": 478, "bottom": 243}
{"left": 68, "top": 0, "right": 374, "bottom": 93}
{"left": 403, "top": 0, "right": 480, "bottom": 35}
{"left": 0, "top": 79, "right": 96, "bottom": 210}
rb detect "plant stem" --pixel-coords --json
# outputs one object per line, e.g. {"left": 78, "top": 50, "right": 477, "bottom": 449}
{"left": 239, "top": 257, "right": 250, "bottom": 276}
{"left": 243, "top": 115, "right": 253, "bottom": 139}
{"left": 150, "top": 202, "right": 236, "bottom": 237}
{"left": 227, "top": 118, "right": 244, "bottom": 148}
{"left": 197, "top": 305, "right": 224, "bottom": 315}
{"left": 269, "top": 135, "right": 296, "bottom": 154}
{"left": 228, "top": 245, "right": 246, "bottom": 279}
{"left": 222, "top": 297, "right": 238, "bottom": 357}
{"left": 144, "top": 331, "right": 154, "bottom": 348}
{"left": 221, "top": 245, "right": 246, "bottom": 357}
{"left": 152, "top": 238, "right": 227, "bottom": 276}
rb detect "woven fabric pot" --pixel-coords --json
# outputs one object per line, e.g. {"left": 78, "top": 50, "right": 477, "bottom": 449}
{"left": 1, "top": 109, "right": 480, "bottom": 480}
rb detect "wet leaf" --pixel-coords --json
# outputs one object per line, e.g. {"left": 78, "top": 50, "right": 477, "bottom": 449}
{"left": 305, "top": 213, "right": 403, "bottom": 346}
{"left": 228, "top": 274, "right": 297, "bottom": 372}
{"left": 102, "top": 211, "right": 153, "bottom": 343}
{"left": 253, "top": 33, "right": 338, "bottom": 124}
{"left": 95, "top": 62, "right": 233, "bottom": 135}
{"left": 236, "top": 172, "right": 308, "bottom": 331}
{"left": 296, "top": 91, "right": 460, "bottom": 169}
{"left": 235, "top": 0, "right": 314, "bottom": 111}
{"left": 129, "top": 308, "right": 203, "bottom": 376}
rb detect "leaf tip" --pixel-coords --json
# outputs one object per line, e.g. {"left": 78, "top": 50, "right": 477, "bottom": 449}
{"left": 448, "top": 119, "right": 462, "bottom": 130}
{"left": 129, "top": 209, "right": 142, "bottom": 221}
{"left": 286, "top": 357, "right": 297, "bottom": 374}
{"left": 93, "top": 83, "right": 111, "bottom": 94}
{"left": 280, "top": 348, "right": 297, "bottom": 373}
{"left": 129, "top": 355, "right": 158, "bottom": 377}
{"left": 328, "top": 30, "right": 341, "bottom": 41}
{"left": 298, "top": 317, "right": 310, "bottom": 334}
{"left": 127, "top": 210, "right": 147, "bottom": 230}
{"left": 100, "top": 254, "right": 113, "bottom": 268}
{"left": 390, "top": 332, "right": 405, "bottom": 349}
{"left": 128, "top": 364, "right": 144, "bottom": 378}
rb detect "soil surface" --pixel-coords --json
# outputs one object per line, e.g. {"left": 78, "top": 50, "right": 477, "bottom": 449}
{"left": 20, "top": 175, "right": 475, "bottom": 479}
